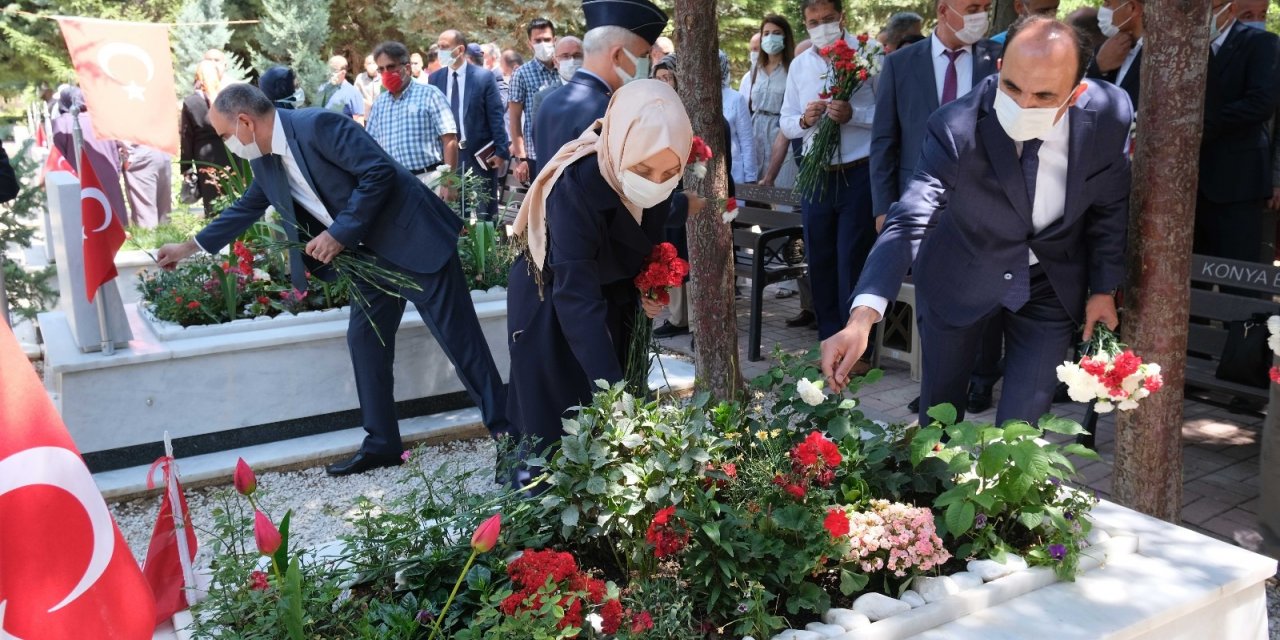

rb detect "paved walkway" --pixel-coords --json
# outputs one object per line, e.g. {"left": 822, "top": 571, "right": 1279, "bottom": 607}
{"left": 655, "top": 283, "right": 1271, "bottom": 556}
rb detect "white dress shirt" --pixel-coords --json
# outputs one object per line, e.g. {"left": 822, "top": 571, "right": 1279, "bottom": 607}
{"left": 851, "top": 104, "right": 1072, "bottom": 318}
{"left": 930, "top": 35, "right": 975, "bottom": 103}
{"left": 270, "top": 112, "right": 334, "bottom": 226}
{"left": 445, "top": 61, "right": 469, "bottom": 144}
{"left": 780, "top": 32, "right": 877, "bottom": 164}
{"left": 1117, "top": 38, "right": 1143, "bottom": 86}
{"left": 1212, "top": 20, "right": 1235, "bottom": 54}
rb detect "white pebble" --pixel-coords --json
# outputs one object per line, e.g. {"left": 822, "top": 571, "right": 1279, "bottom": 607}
{"left": 772, "top": 631, "right": 823, "bottom": 640}
{"left": 912, "top": 575, "right": 960, "bottom": 603}
{"left": 1086, "top": 527, "right": 1112, "bottom": 546}
{"left": 804, "top": 622, "right": 848, "bottom": 638}
{"left": 968, "top": 554, "right": 1028, "bottom": 581}
{"left": 851, "top": 592, "right": 911, "bottom": 620}
{"left": 950, "top": 571, "right": 984, "bottom": 591}
{"left": 822, "top": 608, "right": 872, "bottom": 630}
{"left": 900, "top": 589, "right": 927, "bottom": 608}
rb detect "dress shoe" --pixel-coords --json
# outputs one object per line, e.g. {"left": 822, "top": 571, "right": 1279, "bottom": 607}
{"left": 967, "top": 386, "right": 993, "bottom": 414}
{"left": 653, "top": 320, "right": 689, "bottom": 338}
{"left": 908, "top": 396, "right": 920, "bottom": 413}
{"left": 786, "top": 310, "right": 816, "bottom": 328}
{"left": 325, "top": 451, "right": 403, "bottom": 476}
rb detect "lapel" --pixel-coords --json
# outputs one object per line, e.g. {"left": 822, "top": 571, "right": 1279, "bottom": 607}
{"left": 259, "top": 155, "right": 300, "bottom": 233}
{"left": 973, "top": 40, "right": 999, "bottom": 81}
{"left": 910, "top": 40, "right": 939, "bottom": 113}
{"left": 463, "top": 64, "right": 479, "bottom": 115}
{"left": 1123, "top": 47, "right": 1143, "bottom": 93}
{"left": 1062, "top": 89, "right": 1096, "bottom": 228}
{"left": 277, "top": 110, "right": 324, "bottom": 206}
{"left": 977, "top": 86, "right": 1034, "bottom": 225}
{"left": 430, "top": 69, "right": 445, "bottom": 96}
{"left": 1211, "top": 22, "right": 1247, "bottom": 76}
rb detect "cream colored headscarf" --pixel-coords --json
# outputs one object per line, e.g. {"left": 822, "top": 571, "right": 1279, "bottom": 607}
{"left": 513, "top": 79, "right": 694, "bottom": 272}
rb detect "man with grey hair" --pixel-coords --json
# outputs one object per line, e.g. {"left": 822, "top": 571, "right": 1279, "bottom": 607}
{"left": 882, "top": 12, "right": 924, "bottom": 52}
{"left": 533, "top": 0, "right": 668, "bottom": 166}
{"left": 317, "top": 55, "right": 364, "bottom": 118}
{"left": 530, "top": 36, "right": 584, "bottom": 133}
{"left": 365, "top": 40, "right": 459, "bottom": 197}
{"left": 156, "top": 83, "right": 511, "bottom": 477}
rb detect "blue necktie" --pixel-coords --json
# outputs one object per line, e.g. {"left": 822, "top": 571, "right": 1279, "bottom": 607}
{"left": 450, "top": 71, "right": 461, "bottom": 139}
{"left": 268, "top": 154, "right": 310, "bottom": 293}
{"left": 1001, "top": 138, "right": 1043, "bottom": 312}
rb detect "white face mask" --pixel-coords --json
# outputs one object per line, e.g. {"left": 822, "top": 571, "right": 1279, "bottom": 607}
{"left": 621, "top": 170, "right": 680, "bottom": 209}
{"left": 1097, "top": 3, "right": 1132, "bottom": 38}
{"left": 949, "top": 10, "right": 990, "bottom": 45}
{"left": 993, "top": 85, "right": 1074, "bottom": 142}
{"left": 224, "top": 118, "right": 263, "bottom": 161}
{"left": 615, "top": 47, "right": 651, "bottom": 85}
{"left": 557, "top": 58, "right": 581, "bottom": 81}
{"left": 762, "top": 34, "right": 786, "bottom": 55}
{"left": 533, "top": 41, "right": 556, "bottom": 62}
{"left": 438, "top": 47, "right": 456, "bottom": 68}
{"left": 807, "top": 21, "right": 843, "bottom": 49}
{"left": 749, "top": 50, "right": 760, "bottom": 66}
{"left": 1209, "top": 2, "right": 1233, "bottom": 40}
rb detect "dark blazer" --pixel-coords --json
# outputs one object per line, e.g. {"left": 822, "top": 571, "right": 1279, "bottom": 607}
{"left": 1086, "top": 42, "right": 1142, "bottom": 110}
{"left": 1200, "top": 21, "right": 1280, "bottom": 204}
{"left": 855, "top": 75, "right": 1133, "bottom": 327}
{"left": 179, "top": 92, "right": 231, "bottom": 173}
{"left": 196, "top": 108, "right": 463, "bottom": 287}
{"left": 870, "top": 37, "right": 1001, "bottom": 215}
{"left": 0, "top": 145, "right": 17, "bottom": 203}
{"left": 533, "top": 69, "right": 612, "bottom": 167}
{"left": 428, "top": 63, "right": 511, "bottom": 163}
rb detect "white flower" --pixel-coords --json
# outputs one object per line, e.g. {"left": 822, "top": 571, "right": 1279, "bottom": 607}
{"left": 253, "top": 268, "right": 271, "bottom": 282}
{"left": 1094, "top": 400, "right": 1115, "bottom": 414}
{"left": 1268, "top": 314, "right": 1280, "bottom": 336}
{"left": 1117, "top": 399, "right": 1140, "bottom": 411}
{"left": 722, "top": 208, "right": 738, "bottom": 223}
{"left": 690, "top": 162, "right": 708, "bottom": 179}
{"left": 796, "top": 378, "right": 826, "bottom": 406}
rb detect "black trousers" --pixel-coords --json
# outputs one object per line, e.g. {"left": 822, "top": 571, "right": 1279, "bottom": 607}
{"left": 1194, "top": 196, "right": 1266, "bottom": 263}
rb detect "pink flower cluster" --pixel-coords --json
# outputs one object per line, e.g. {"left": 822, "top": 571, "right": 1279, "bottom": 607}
{"left": 1056, "top": 349, "right": 1163, "bottom": 413}
{"left": 836, "top": 500, "right": 950, "bottom": 577}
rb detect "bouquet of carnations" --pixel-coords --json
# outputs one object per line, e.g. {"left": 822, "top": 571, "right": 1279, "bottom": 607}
{"left": 1055, "top": 325, "right": 1164, "bottom": 413}
{"left": 625, "top": 242, "right": 690, "bottom": 395}
{"left": 687, "top": 135, "right": 712, "bottom": 179}
{"left": 794, "top": 34, "right": 882, "bottom": 200}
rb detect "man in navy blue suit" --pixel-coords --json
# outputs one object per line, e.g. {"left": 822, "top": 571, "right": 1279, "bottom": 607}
{"left": 156, "top": 83, "right": 511, "bottom": 476}
{"left": 533, "top": 0, "right": 667, "bottom": 166}
{"left": 431, "top": 29, "right": 512, "bottom": 217}
{"left": 823, "top": 16, "right": 1131, "bottom": 426}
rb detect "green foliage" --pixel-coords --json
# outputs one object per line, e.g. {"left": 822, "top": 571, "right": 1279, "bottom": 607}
{"left": 171, "top": 0, "right": 251, "bottom": 92}
{"left": 251, "top": 0, "right": 332, "bottom": 100}
{"left": 458, "top": 218, "right": 515, "bottom": 291}
{"left": 125, "top": 210, "right": 206, "bottom": 250}
{"left": 389, "top": 0, "right": 582, "bottom": 53}
{"left": 0, "top": 141, "right": 58, "bottom": 320}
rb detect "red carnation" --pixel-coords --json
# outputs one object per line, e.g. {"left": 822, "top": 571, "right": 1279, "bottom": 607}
{"left": 824, "top": 507, "right": 851, "bottom": 538}
{"left": 600, "top": 599, "right": 624, "bottom": 634}
{"left": 629, "top": 610, "right": 655, "bottom": 633}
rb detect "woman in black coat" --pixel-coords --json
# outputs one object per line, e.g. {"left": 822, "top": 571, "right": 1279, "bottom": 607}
{"left": 179, "top": 60, "right": 231, "bottom": 216}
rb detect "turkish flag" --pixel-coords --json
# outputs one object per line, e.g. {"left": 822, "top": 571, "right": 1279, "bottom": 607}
{"left": 141, "top": 456, "right": 197, "bottom": 624}
{"left": 35, "top": 124, "right": 48, "bottom": 149}
{"left": 0, "top": 324, "right": 157, "bottom": 639}
{"left": 57, "top": 18, "right": 179, "bottom": 155}
{"left": 41, "top": 145, "right": 76, "bottom": 182}
{"left": 80, "top": 148, "right": 125, "bottom": 303}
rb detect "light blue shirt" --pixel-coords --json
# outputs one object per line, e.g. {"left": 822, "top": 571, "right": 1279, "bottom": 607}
{"left": 366, "top": 81, "right": 457, "bottom": 172}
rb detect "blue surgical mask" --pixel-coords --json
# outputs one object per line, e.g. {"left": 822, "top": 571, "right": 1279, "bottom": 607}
{"left": 1243, "top": 20, "right": 1268, "bottom": 29}
{"left": 615, "top": 47, "right": 650, "bottom": 85}
{"left": 762, "top": 34, "right": 786, "bottom": 55}
{"left": 1209, "top": 3, "right": 1233, "bottom": 40}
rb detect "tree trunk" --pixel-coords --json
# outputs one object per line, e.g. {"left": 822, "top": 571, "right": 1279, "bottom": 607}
{"left": 673, "top": 0, "right": 743, "bottom": 399}
{"left": 991, "top": 0, "right": 1019, "bottom": 35}
{"left": 1111, "top": 0, "right": 1209, "bottom": 521}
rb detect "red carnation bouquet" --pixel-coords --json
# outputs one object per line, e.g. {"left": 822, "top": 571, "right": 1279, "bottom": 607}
{"left": 687, "top": 136, "right": 713, "bottom": 179}
{"left": 1055, "top": 326, "right": 1163, "bottom": 413}
{"left": 795, "top": 34, "right": 882, "bottom": 199}
{"left": 625, "top": 242, "right": 690, "bottom": 395}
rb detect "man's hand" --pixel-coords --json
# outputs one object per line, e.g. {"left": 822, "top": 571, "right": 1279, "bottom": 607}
{"left": 803, "top": 100, "right": 826, "bottom": 128}
{"left": 875, "top": 214, "right": 887, "bottom": 233}
{"left": 156, "top": 240, "right": 199, "bottom": 270}
{"left": 1082, "top": 292, "right": 1119, "bottom": 341}
{"left": 641, "top": 296, "right": 665, "bottom": 319}
{"left": 1095, "top": 33, "right": 1135, "bottom": 73}
{"left": 821, "top": 306, "right": 880, "bottom": 393}
{"left": 486, "top": 155, "right": 508, "bottom": 173}
{"left": 1269, "top": 186, "right": 1280, "bottom": 211}
{"left": 513, "top": 159, "right": 531, "bottom": 183}
{"left": 687, "top": 194, "right": 707, "bottom": 217}
{"left": 305, "top": 231, "right": 345, "bottom": 264}
{"left": 759, "top": 177, "right": 775, "bottom": 187}
{"left": 826, "top": 100, "right": 853, "bottom": 125}
{"left": 438, "top": 186, "right": 456, "bottom": 203}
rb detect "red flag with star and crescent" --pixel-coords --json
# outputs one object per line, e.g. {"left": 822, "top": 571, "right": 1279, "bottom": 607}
{"left": 57, "top": 18, "right": 179, "bottom": 155}
{"left": 79, "top": 148, "right": 125, "bottom": 302}
{"left": 0, "top": 323, "right": 157, "bottom": 638}
{"left": 40, "top": 144, "right": 76, "bottom": 183}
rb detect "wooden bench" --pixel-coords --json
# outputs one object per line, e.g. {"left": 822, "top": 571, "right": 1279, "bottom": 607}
{"left": 1186, "top": 254, "right": 1279, "bottom": 404}
{"left": 733, "top": 184, "right": 806, "bottom": 361}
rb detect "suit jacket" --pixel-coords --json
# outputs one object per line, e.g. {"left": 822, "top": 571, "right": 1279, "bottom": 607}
{"left": 428, "top": 63, "right": 511, "bottom": 167}
{"left": 0, "top": 145, "right": 17, "bottom": 203}
{"left": 179, "top": 92, "right": 231, "bottom": 172}
{"left": 1086, "top": 43, "right": 1142, "bottom": 110}
{"left": 870, "top": 38, "right": 1001, "bottom": 215}
{"left": 1200, "top": 21, "right": 1280, "bottom": 203}
{"left": 196, "top": 108, "right": 463, "bottom": 285}
{"left": 855, "top": 75, "right": 1133, "bottom": 327}
{"left": 533, "top": 69, "right": 612, "bottom": 167}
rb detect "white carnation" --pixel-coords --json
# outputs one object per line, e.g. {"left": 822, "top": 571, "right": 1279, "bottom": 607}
{"left": 1094, "top": 400, "right": 1115, "bottom": 414}
{"left": 1268, "top": 315, "right": 1280, "bottom": 335}
{"left": 691, "top": 163, "right": 707, "bottom": 179}
{"left": 253, "top": 268, "right": 271, "bottom": 282}
{"left": 1117, "top": 399, "right": 1140, "bottom": 411}
{"left": 723, "top": 209, "right": 738, "bottom": 223}
{"left": 796, "top": 378, "right": 826, "bottom": 406}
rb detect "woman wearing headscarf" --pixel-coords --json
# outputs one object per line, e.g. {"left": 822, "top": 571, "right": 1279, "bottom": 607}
{"left": 740, "top": 15, "right": 798, "bottom": 189}
{"left": 258, "top": 66, "right": 302, "bottom": 110}
{"left": 179, "top": 60, "right": 231, "bottom": 216}
{"left": 51, "top": 88, "right": 128, "bottom": 224}
{"left": 506, "top": 80, "right": 696, "bottom": 483}
{"left": 720, "top": 50, "right": 757, "bottom": 185}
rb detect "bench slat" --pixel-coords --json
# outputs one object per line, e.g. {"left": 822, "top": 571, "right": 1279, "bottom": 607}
{"left": 1190, "top": 254, "right": 1280, "bottom": 295}
{"left": 1188, "top": 289, "right": 1278, "bottom": 322}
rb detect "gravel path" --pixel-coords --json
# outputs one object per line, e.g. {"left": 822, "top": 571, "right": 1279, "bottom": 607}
{"left": 109, "top": 436, "right": 1280, "bottom": 637}
{"left": 109, "top": 438, "right": 500, "bottom": 567}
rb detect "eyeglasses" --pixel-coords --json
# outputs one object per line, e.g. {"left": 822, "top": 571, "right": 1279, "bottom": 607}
{"left": 375, "top": 62, "right": 403, "bottom": 73}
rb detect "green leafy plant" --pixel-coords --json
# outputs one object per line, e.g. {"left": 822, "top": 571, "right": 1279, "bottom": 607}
{"left": 1, "top": 140, "right": 58, "bottom": 321}
{"left": 458, "top": 218, "right": 515, "bottom": 291}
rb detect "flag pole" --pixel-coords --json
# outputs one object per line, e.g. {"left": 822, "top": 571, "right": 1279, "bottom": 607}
{"left": 70, "top": 106, "right": 114, "bottom": 355}
{"left": 163, "top": 431, "right": 198, "bottom": 603}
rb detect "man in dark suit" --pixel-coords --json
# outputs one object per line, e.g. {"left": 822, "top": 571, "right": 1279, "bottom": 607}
{"left": 0, "top": 146, "right": 17, "bottom": 203}
{"left": 156, "top": 84, "right": 511, "bottom": 476}
{"left": 871, "top": 0, "right": 1002, "bottom": 414}
{"left": 533, "top": 0, "right": 667, "bottom": 166}
{"left": 431, "top": 29, "right": 512, "bottom": 218}
{"left": 1086, "top": 0, "right": 1143, "bottom": 109}
{"left": 823, "top": 16, "right": 1132, "bottom": 426}
{"left": 1195, "top": 3, "right": 1280, "bottom": 263}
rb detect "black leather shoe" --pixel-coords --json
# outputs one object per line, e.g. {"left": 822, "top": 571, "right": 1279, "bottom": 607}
{"left": 967, "top": 386, "right": 993, "bottom": 414}
{"left": 325, "top": 451, "right": 403, "bottom": 476}
{"left": 907, "top": 396, "right": 920, "bottom": 413}
{"left": 786, "top": 310, "right": 816, "bottom": 328}
{"left": 653, "top": 321, "right": 689, "bottom": 338}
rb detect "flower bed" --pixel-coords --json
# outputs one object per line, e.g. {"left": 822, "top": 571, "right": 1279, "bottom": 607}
{"left": 188, "top": 352, "right": 1128, "bottom": 639}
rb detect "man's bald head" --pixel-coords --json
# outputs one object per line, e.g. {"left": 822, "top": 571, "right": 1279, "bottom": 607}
{"left": 1005, "top": 15, "right": 1091, "bottom": 86}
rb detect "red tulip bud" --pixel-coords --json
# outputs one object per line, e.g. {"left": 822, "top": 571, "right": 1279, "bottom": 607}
{"left": 471, "top": 513, "right": 501, "bottom": 553}
{"left": 234, "top": 457, "right": 257, "bottom": 497}
{"left": 254, "top": 510, "right": 281, "bottom": 556}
